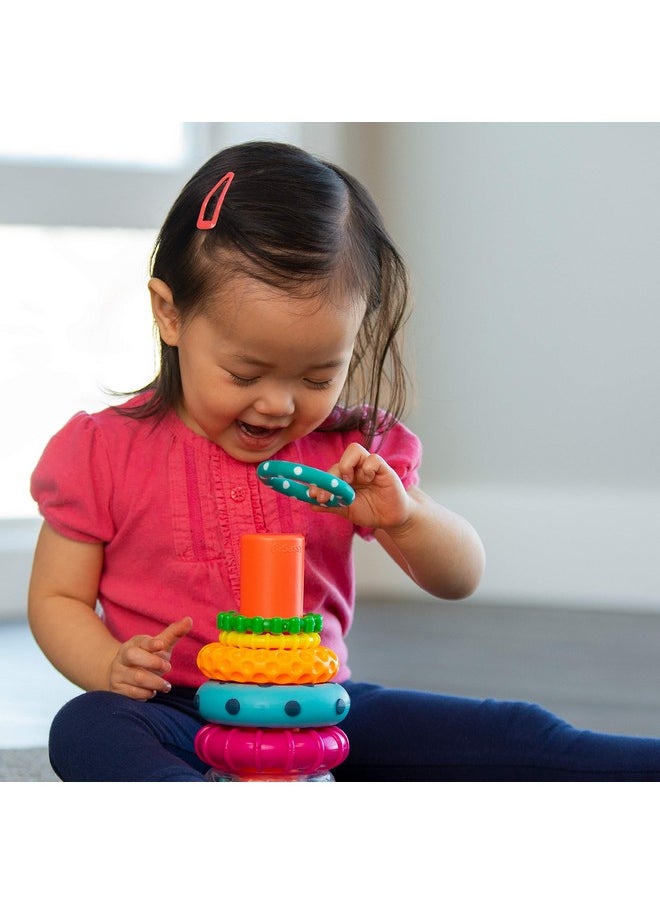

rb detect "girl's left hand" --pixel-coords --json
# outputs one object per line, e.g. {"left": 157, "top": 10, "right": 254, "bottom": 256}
{"left": 309, "top": 442, "right": 412, "bottom": 530}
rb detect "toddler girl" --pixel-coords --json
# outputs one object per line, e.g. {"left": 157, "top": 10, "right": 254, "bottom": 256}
{"left": 28, "top": 140, "right": 660, "bottom": 780}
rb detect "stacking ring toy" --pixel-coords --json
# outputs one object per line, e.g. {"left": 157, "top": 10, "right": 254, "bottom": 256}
{"left": 219, "top": 630, "right": 321, "bottom": 650}
{"left": 197, "top": 641, "right": 339, "bottom": 684}
{"left": 257, "top": 460, "right": 355, "bottom": 508}
{"left": 216, "top": 610, "right": 323, "bottom": 635}
{"left": 195, "top": 680, "right": 350, "bottom": 728}
{"left": 194, "top": 723, "right": 350, "bottom": 778}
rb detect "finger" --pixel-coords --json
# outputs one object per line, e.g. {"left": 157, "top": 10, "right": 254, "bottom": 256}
{"left": 151, "top": 616, "right": 193, "bottom": 654}
{"left": 338, "top": 442, "right": 369, "bottom": 482}
{"left": 354, "top": 453, "right": 386, "bottom": 484}
{"left": 120, "top": 642, "right": 173, "bottom": 675}
{"left": 114, "top": 676, "right": 171, "bottom": 701}
{"left": 110, "top": 659, "right": 173, "bottom": 698}
{"left": 132, "top": 666, "right": 173, "bottom": 694}
{"left": 309, "top": 503, "right": 349, "bottom": 518}
{"left": 114, "top": 651, "right": 172, "bottom": 697}
{"left": 307, "top": 484, "right": 334, "bottom": 505}
{"left": 114, "top": 684, "right": 155, "bottom": 701}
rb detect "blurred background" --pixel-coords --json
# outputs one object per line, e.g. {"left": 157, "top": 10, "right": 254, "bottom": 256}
{"left": 3, "top": 121, "right": 660, "bottom": 613}
{"left": 2, "top": 122, "right": 660, "bottom": 751}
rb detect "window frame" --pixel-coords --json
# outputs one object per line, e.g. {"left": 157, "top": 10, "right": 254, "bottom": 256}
{"left": 0, "top": 122, "right": 307, "bottom": 228}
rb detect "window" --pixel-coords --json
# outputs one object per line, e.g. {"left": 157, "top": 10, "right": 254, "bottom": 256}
{"left": 0, "top": 122, "right": 186, "bottom": 168}
{"left": 2, "top": 224, "right": 157, "bottom": 517}
{"left": 1, "top": 122, "right": 312, "bottom": 518}
{"left": 1, "top": 123, "right": 194, "bottom": 518}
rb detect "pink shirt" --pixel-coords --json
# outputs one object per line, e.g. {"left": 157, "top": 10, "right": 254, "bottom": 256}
{"left": 31, "top": 396, "right": 422, "bottom": 686}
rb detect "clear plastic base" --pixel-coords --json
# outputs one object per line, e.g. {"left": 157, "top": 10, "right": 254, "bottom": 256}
{"left": 205, "top": 769, "right": 335, "bottom": 782}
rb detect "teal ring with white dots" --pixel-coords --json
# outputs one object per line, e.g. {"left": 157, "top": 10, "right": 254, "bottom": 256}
{"left": 195, "top": 680, "right": 351, "bottom": 727}
{"left": 256, "top": 460, "right": 355, "bottom": 508}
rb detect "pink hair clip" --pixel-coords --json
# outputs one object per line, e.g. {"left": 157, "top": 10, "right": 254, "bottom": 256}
{"left": 196, "top": 171, "right": 235, "bottom": 230}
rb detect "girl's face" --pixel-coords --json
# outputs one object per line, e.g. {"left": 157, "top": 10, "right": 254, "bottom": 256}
{"left": 150, "top": 274, "right": 365, "bottom": 463}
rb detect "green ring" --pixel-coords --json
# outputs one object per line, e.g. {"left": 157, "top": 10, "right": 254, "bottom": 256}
{"left": 216, "top": 610, "right": 324, "bottom": 635}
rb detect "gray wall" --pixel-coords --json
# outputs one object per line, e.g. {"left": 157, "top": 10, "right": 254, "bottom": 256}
{"left": 341, "top": 124, "right": 660, "bottom": 609}
{"left": 367, "top": 124, "right": 660, "bottom": 491}
{"left": 4, "top": 123, "right": 660, "bottom": 616}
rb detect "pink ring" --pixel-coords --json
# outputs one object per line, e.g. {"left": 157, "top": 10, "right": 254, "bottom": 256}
{"left": 194, "top": 724, "right": 350, "bottom": 777}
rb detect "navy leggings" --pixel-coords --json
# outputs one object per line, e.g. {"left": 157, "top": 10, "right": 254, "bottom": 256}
{"left": 48, "top": 681, "right": 660, "bottom": 781}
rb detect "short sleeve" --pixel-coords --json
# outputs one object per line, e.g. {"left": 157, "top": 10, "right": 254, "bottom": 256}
{"left": 354, "top": 419, "right": 423, "bottom": 540}
{"left": 30, "top": 412, "right": 115, "bottom": 544}
{"left": 371, "top": 420, "right": 422, "bottom": 490}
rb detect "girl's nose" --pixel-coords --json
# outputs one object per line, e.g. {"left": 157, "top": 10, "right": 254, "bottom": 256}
{"left": 253, "top": 388, "right": 295, "bottom": 418}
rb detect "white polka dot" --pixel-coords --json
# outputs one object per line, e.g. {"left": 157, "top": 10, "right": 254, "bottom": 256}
{"left": 282, "top": 480, "right": 290, "bottom": 489}
{"left": 294, "top": 466, "right": 303, "bottom": 476}
{"left": 331, "top": 478, "right": 339, "bottom": 488}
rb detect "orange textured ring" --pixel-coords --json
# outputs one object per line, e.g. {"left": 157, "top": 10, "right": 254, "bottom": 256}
{"left": 219, "top": 630, "right": 321, "bottom": 650}
{"left": 197, "top": 642, "right": 339, "bottom": 685}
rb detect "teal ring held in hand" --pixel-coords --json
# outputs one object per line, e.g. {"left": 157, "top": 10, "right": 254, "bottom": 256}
{"left": 257, "top": 460, "right": 355, "bottom": 508}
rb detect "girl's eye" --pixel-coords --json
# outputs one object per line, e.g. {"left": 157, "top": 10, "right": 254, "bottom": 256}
{"left": 228, "top": 371, "right": 333, "bottom": 390}
{"left": 305, "top": 378, "right": 334, "bottom": 390}
{"left": 228, "top": 373, "right": 259, "bottom": 387}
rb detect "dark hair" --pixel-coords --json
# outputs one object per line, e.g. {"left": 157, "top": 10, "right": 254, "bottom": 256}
{"left": 123, "top": 140, "right": 411, "bottom": 446}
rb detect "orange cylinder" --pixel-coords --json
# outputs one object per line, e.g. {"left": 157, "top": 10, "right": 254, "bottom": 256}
{"left": 239, "top": 533, "right": 305, "bottom": 619}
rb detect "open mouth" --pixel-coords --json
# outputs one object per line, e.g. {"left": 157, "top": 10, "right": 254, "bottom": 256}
{"left": 238, "top": 421, "right": 281, "bottom": 438}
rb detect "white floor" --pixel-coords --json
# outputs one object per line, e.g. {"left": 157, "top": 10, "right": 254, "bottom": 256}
{"left": 0, "top": 620, "right": 79, "bottom": 748}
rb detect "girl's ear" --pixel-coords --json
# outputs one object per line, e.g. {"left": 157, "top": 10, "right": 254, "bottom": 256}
{"left": 149, "top": 278, "right": 180, "bottom": 346}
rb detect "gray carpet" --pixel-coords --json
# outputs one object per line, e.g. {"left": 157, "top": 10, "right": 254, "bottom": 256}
{"left": 0, "top": 747, "right": 58, "bottom": 782}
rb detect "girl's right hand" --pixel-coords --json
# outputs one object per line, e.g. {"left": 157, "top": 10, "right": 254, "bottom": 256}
{"left": 106, "top": 616, "right": 193, "bottom": 700}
